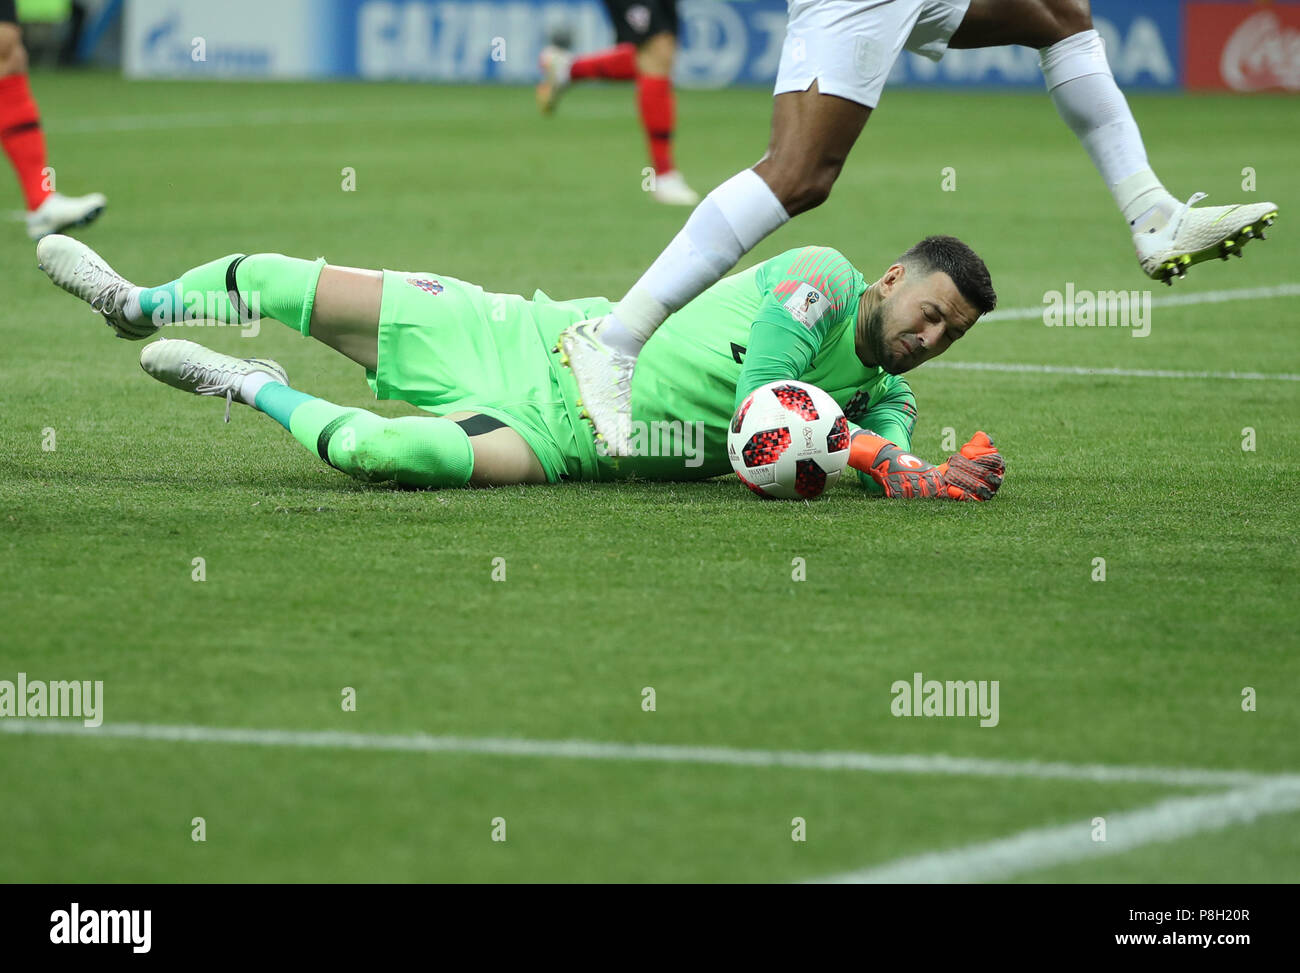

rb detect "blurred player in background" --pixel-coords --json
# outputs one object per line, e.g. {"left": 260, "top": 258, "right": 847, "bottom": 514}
{"left": 0, "top": 0, "right": 104, "bottom": 238}
{"left": 536, "top": 0, "right": 699, "bottom": 205}
{"left": 558, "top": 0, "right": 1280, "bottom": 455}
{"left": 37, "top": 233, "right": 1004, "bottom": 501}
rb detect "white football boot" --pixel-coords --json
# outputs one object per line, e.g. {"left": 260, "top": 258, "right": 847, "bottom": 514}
{"left": 140, "top": 338, "right": 288, "bottom": 423}
{"left": 1135, "top": 193, "right": 1278, "bottom": 284}
{"left": 556, "top": 317, "right": 636, "bottom": 456}
{"left": 650, "top": 170, "right": 700, "bottom": 207}
{"left": 26, "top": 191, "right": 107, "bottom": 240}
{"left": 536, "top": 45, "right": 573, "bottom": 115}
{"left": 36, "top": 233, "right": 155, "bottom": 339}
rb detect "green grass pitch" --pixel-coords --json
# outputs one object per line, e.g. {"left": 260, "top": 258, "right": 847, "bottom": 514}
{"left": 0, "top": 73, "right": 1296, "bottom": 882}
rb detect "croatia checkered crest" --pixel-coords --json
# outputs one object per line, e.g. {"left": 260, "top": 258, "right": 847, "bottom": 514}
{"left": 726, "top": 380, "right": 850, "bottom": 500}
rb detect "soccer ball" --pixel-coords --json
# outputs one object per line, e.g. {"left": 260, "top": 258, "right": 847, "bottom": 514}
{"left": 727, "top": 380, "right": 850, "bottom": 500}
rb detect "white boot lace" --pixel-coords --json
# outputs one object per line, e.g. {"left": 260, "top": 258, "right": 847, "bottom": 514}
{"left": 74, "top": 255, "right": 127, "bottom": 316}
{"left": 182, "top": 360, "right": 241, "bottom": 423}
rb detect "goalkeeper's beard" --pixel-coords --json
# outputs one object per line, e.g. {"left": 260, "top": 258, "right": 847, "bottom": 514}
{"left": 864, "top": 302, "right": 909, "bottom": 375}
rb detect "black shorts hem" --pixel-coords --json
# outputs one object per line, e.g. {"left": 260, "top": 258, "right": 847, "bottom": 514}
{"left": 603, "top": 0, "right": 678, "bottom": 45}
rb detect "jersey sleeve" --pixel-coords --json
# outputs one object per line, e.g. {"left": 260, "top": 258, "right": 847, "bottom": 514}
{"left": 849, "top": 377, "right": 918, "bottom": 492}
{"left": 734, "top": 247, "right": 860, "bottom": 410}
{"left": 733, "top": 318, "right": 816, "bottom": 410}
{"left": 856, "top": 377, "right": 916, "bottom": 451}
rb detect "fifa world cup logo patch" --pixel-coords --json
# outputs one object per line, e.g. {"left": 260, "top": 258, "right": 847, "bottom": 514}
{"left": 406, "top": 277, "right": 444, "bottom": 295}
{"left": 782, "top": 282, "right": 830, "bottom": 329}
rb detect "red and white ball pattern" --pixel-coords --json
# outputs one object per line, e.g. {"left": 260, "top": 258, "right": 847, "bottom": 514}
{"left": 727, "top": 381, "right": 850, "bottom": 500}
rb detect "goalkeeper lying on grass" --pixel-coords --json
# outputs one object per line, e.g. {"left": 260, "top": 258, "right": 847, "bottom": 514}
{"left": 37, "top": 233, "right": 1004, "bottom": 500}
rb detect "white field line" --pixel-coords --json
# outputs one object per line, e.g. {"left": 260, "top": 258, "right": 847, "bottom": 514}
{"left": 924, "top": 360, "right": 1300, "bottom": 381}
{"left": 1, "top": 719, "right": 1292, "bottom": 790}
{"left": 983, "top": 283, "right": 1300, "bottom": 321}
{"left": 810, "top": 778, "right": 1300, "bottom": 883}
{"left": 9, "top": 720, "right": 1295, "bottom": 882}
{"left": 925, "top": 282, "right": 1300, "bottom": 381}
{"left": 12, "top": 268, "right": 1282, "bottom": 385}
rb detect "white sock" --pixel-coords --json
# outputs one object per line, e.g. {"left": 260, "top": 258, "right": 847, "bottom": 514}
{"left": 123, "top": 286, "right": 145, "bottom": 322}
{"left": 239, "top": 371, "right": 278, "bottom": 407}
{"left": 603, "top": 169, "right": 789, "bottom": 355}
{"left": 1040, "top": 30, "right": 1178, "bottom": 232}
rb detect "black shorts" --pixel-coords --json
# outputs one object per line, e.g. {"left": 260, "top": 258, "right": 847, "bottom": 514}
{"left": 602, "top": 0, "right": 678, "bottom": 45}
{"left": 0, "top": 0, "right": 17, "bottom": 26}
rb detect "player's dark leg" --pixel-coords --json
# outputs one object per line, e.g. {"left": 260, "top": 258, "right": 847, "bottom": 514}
{"left": 949, "top": 0, "right": 1276, "bottom": 282}
{"left": 587, "top": 82, "right": 866, "bottom": 356}
{"left": 753, "top": 83, "right": 871, "bottom": 218}
{"left": 947, "top": 0, "right": 1092, "bottom": 49}
{"left": 587, "top": 81, "right": 865, "bottom": 358}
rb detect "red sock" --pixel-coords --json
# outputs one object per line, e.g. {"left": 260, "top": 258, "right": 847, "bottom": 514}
{"left": 0, "top": 73, "right": 51, "bottom": 211}
{"left": 570, "top": 43, "right": 637, "bottom": 81}
{"left": 637, "top": 75, "right": 675, "bottom": 174}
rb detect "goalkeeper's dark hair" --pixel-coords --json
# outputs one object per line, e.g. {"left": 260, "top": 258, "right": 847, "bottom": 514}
{"left": 898, "top": 235, "right": 997, "bottom": 315}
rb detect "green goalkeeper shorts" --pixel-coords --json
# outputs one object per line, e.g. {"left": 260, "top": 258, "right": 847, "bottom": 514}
{"left": 365, "top": 270, "right": 608, "bottom": 483}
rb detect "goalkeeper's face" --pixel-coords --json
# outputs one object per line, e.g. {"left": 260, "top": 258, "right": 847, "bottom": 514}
{"left": 866, "top": 267, "right": 979, "bottom": 375}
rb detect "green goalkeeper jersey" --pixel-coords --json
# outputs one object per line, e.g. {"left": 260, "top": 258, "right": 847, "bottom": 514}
{"left": 563, "top": 246, "right": 917, "bottom": 482}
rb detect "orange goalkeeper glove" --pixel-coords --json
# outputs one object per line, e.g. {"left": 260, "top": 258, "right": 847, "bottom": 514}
{"left": 848, "top": 431, "right": 1004, "bottom": 501}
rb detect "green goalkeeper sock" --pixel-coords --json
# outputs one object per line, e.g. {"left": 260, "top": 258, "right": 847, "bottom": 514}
{"left": 253, "top": 383, "right": 475, "bottom": 488}
{"left": 133, "top": 253, "right": 326, "bottom": 335}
